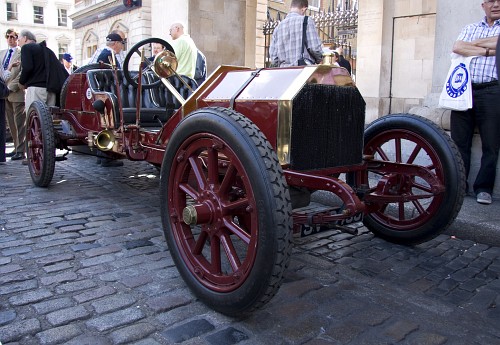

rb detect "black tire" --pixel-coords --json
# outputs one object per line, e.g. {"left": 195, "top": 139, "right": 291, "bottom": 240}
{"left": 160, "top": 107, "right": 292, "bottom": 316}
{"left": 26, "top": 101, "right": 56, "bottom": 187}
{"left": 356, "top": 113, "right": 465, "bottom": 245}
{"left": 123, "top": 38, "right": 173, "bottom": 89}
{"left": 60, "top": 64, "right": 111, "bottom": 109}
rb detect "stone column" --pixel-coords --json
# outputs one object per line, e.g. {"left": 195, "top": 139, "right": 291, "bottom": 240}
{"left": 356, "top": 0, "right": 394, "bottom": 123}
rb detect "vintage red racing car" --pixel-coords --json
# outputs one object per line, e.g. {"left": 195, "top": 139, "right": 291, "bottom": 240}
{"left": 25, "top": 38, "right": 465, "bottom": 316}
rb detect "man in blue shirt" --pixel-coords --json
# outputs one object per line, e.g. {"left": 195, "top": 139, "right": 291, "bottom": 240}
{"left": 97, "top": 33, "right": 126, "bottom": 68}
{"left": 450, "top": 0, "right": 500, "bottom": 204}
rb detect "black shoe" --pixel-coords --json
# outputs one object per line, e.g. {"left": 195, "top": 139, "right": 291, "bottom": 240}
{"left": 10, "top": 153, "right": 25, "bottom": 160}
{"left": 100, "top": 159, "right": 123, "bottom": 167}
{"left": 6, "top": 151, "right": 15, "bottom": 157}
{"left": 55, "top": 155, "right": 68, "bottom": 162}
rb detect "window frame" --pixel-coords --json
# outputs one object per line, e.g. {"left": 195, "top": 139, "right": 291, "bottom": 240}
{"left": 58, "top": 44, "right": 68, "bottom": 61}
{"left": 58, "top": 8, "right": 68, "bottom": 27}
{"left": 34, "top": 5, "right": 44, "bottom": 24}
{"left": 7, "top": 2, "right": 18, "bottom": 21}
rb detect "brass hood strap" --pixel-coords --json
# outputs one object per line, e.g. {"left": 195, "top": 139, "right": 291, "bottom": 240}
{"left": 229, "top": 68, "right": 263, "bottom": 110}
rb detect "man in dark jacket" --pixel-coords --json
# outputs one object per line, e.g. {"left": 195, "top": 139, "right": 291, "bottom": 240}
{"left": 19, "top": 30, "right": 68, "bottom": 112}
{"left": 19, "top": 29, "right": 68, "bottom": 164}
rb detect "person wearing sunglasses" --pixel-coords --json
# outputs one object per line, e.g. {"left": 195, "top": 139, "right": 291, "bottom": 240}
{"left": 449, "top": 0, "right": 500, "bottom": 205}
{"left": 1, "top": 28, "right": 25, "bottom": 161}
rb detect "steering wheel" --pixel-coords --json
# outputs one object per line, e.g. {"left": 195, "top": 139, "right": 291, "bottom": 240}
{"left": 123, "top": 37, "right": 174, "bottom": 89}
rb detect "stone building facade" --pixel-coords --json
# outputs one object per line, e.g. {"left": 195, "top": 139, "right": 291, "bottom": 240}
{"left": 356, "top": 0, "right": 483, "bottom": 122}
{"left": 0, "top": 0, "right": 75, "bottom": 61}
{"left": 70, "top": 0, "right": 268, "bottom": 73}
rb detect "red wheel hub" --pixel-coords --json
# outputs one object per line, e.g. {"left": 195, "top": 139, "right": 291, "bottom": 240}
{"left": 168, "top": 134, "right": 258, "bottom": 292}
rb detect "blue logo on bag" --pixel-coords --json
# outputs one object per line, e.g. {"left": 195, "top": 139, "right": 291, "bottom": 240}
{"left": 446, "top": 63, "right": 469, "bottom": 98}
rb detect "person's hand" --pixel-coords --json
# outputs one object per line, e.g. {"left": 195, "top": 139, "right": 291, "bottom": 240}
{"left": 8, "top": 60, "right": 20, "bottom": 71}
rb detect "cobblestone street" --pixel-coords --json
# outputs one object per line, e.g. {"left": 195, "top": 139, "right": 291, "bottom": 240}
{"left": 1, "top": 152, "right": 499, "bottom": 345}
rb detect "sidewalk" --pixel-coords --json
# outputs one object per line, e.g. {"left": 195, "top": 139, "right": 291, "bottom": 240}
{"left": 446, "top": 195, "right": 500, "bottom": 247}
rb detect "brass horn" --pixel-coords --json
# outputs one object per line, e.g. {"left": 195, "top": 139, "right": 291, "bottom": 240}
{"left": 153, "top": 50, "right": 178, "bottom": 78}
{"left": 95, "top": 130, "right": 115, "bottom": 151}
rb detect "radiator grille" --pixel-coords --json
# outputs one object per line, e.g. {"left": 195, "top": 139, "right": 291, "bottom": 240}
{"left": 290, "top": 84, "right": 366, "bottom": 170}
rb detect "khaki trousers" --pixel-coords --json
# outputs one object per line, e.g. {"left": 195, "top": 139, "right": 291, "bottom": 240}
{"left": 5, "top": 100, "right": 26, "bottom": 154}
{"left": 25, "top": 87, "right": 56, "bottom": 112}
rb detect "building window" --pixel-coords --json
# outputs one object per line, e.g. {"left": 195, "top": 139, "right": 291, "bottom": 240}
{"left": 86, "top": 45, "right": 97, "bottom": 60}
{"left": 58, "top": 8, "right": 68, "bottom": 26}
{"left": 83, "top": 31, "right": 99, "bottom": 63}
{"left": 7, "top": 2, "right": 18, "bottom": 21}
{"left": 309, "top": 0, "right": 320, "bottom": 10}
{"left": 58, "top": 44, "right": 68, "bottom": 61}
{"left": 34, "top": 6, "right": 44, "bottom": 24}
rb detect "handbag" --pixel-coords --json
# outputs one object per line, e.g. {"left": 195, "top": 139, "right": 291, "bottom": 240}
{"left": 438, "top": 54, "right": 474, "bottom": 111}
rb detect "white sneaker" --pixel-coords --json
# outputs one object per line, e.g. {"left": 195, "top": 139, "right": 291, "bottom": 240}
{"left": 476, "top": 192, "right": 492, "bottom": 205}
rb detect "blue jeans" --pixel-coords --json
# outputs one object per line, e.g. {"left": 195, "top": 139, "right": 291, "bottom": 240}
{"left": 451, "top": 82, "right": 500, "bottom": 195}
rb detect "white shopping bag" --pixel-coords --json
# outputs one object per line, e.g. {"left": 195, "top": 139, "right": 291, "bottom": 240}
{"left": 438, "top": 54, "right": 475, "bottom": 111}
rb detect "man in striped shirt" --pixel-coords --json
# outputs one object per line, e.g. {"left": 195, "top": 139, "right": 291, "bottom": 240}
{"left": 451, "top": 0, "right": 500, "bottom": 205}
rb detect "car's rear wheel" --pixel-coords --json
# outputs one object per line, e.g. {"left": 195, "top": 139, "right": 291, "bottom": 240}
{"left": 26, "top": 101, "right": 56, "bottom": 187}
{"left": 160, "top": 107, "right": 292, "bottom": 316}
{"left": 352, "top": 114, "right": 465, "bottom": 245}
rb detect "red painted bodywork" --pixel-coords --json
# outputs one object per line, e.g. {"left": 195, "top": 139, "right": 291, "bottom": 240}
{"left": 52, "top": 64, "right": 444, "bottom": 230}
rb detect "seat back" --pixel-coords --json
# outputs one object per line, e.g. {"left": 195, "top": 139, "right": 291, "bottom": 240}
{"left": 149, "top": 74, "right": 198, "bottom": 112}
{"left": 88, "top": 70, "right": 153, "bottom": 108}
{"left": 86, "top": 69, "right": 197, "bottom": 127}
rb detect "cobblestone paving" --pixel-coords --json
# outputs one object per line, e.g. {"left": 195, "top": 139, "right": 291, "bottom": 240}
{"left": 0, "top": 152, "right": 499, "bottom": 345}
